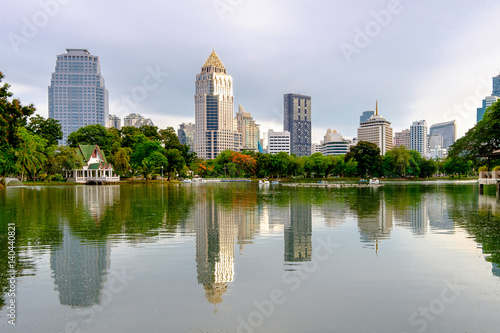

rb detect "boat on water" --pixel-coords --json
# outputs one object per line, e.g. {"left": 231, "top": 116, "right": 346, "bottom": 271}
{"left": 359, "top": 179, "right": 368, "bottom": 184}
{"left": 369, "top": 178, "right": 380, "bottom": 185}
{"left": 271, "top": 180, "right": 280, "bottom": 184}
{"left": 182, "top": 179, "right": 192, "bottom": 183}
{"left": 259, "top": 179, "right": 270, "bottom": 185}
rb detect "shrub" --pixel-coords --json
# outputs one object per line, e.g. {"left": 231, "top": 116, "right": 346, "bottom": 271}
{"left": 478, "top": 166, "right": 488, "bottom": 172}
{"left": 39, "top": 173, "right": 48, "bottom": 182}
{"left": 53, "top": 174, "right": 64, "bottom": 182}
{"left": 493, "top": 166, "right": 500, "bottom": 171}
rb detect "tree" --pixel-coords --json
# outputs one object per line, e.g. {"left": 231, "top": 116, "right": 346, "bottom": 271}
{"left": 15, "top": 128, "right": 47, "bottom": 181}
{"left": 67, "top": 124, "right": 115, "bottom": 155}
{"left": 138, "top": 159, "right": 158, "bottom": 181}
{"left": 271, "top": 152, "right": 292, "bottom": 178}
{"left": 384, "top": 145, "right": 410, "bottom": 177}
{"left": 131, "top": 138, "right": 165, "bottom": 166}
{"left": 419, "top": 158, "right": 438, "bottom": 178}
{"left": 345, "top": 141, "right": 382, "bottom": 177}
{"left": 140, "top": 125, "right": 160, "bottom": 142}
{"left": 121, "top": 126, "right": 142, "bottom": 148}
{"left": 448, "top": 100, "right": 500, "bottom": 161}
{"left": 166, "top": 148, "right": 185, "bottom": 180}
{"left": 0, "top": 72, "right": 36, "bottom": 149}
{"left": 407, "top": 150, "right": 422, "bottom": 177}
{"left": 27, "top": 114, "right": 62, "bottom": 146}
{"left": 159, "top": 127, "right": 181, "bottom": 150}
{"left": 0, "top": 148, "right": 18, "bottom": 176}
{"left": 112, "top": 147, "right": 132, "bottom": 176}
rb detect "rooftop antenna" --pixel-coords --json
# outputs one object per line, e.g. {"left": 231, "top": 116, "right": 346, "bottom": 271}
{"left": 376, "top": 100, "right": 378, "bottom": 116}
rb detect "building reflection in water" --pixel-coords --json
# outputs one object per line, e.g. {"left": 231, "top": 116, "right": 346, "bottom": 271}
{"left": 284, "top": 195, "right": 312, "bottom": 263}
{"left": 51, "top": 185, "right": 119, "bottom": 307}
{"left": 74, "top": 185, "right": 121, "bottom": 221}
{"left": 356, "top": 191, "right": 393, "bottom": 246}
{"left": 195, "top": 187, "right": 235, "bottom": 305}
{"left": 50, "top": 227, "right": 111, "bottom": 307}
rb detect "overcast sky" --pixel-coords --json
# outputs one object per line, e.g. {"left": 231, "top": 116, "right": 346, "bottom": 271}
{"left": 2, "top": 0, "right": 500, "bottom": 143}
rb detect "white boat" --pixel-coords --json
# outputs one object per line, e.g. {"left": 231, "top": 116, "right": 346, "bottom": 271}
{"left": 369, "top": 178, "right": 380, "bottom": 185}
{"left": 182, "top": 179, "right": 192, "bottom": 183}
{"left": 259, "top": 179, "right": 270, "bottom": 185}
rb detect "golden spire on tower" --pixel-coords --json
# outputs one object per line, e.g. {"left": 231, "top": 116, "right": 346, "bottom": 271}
{"left": 376, "top": 100, "right": 378, "bottom": 116}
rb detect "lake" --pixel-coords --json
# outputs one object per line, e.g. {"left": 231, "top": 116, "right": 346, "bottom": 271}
{"left": 1, "top": 181, "right": 500, "bottom": 333}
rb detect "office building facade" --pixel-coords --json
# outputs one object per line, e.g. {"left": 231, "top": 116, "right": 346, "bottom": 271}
{"left": 178, "top": 122, "right": 195, "bottom": 149}
{"left": 194, "top": 49, "right": 234, "bottom": 159}
{"left": 284, "top": 93, "right": 311, "bottom": 156}
{"left": 394, "top": 129, "right": 410, "bottom": 149}
{"left": 320, "top": 129, "right": 350, "bottom": 156}
{"left": 123, "top": 113, "right": 154, "bottom": 127}
{"left": 267, "top": 130, "right": 290, "bottom": 154}
{"left": 410, "top": 120, "right": 428, "bottom": 155}
{"left": 360, "top": 110, "right": 375, "bottom": 124}
{"left": 48, "top": 49, "right": 109, "bottom": 145}
{"left": 235, "top": 105, "right": 260, "bottom": 151}
{"left": 428, "top": 120, "right": 456, "bottom": 149}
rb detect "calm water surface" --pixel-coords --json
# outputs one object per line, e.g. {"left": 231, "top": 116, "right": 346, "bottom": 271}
{"left": 1, "top": 182, "right": 500, "bottom": 333}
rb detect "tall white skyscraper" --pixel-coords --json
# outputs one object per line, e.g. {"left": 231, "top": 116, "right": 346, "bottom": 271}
{"left": 48, "top": 49, "right": 109, "bottom": 145}
{"left": 194, "top": 49, "right": 234, "bottom": 159}
{"left": 357, "top": 102, "right": 393, "bottom": 155}
{"left": 410, "top": 120, "right": 428, "bottom": 155}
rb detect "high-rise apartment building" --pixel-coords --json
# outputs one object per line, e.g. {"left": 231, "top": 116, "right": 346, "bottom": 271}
{"left": 123, "top": 113, "right": 154, "bottom": 127}
{"left": 235, "top": 105, "right": 260, "bottom": 151}
{"left": 284, "top": 93, "right": 311, "bottom": 156}
{"left": 357, "top": 102, "right": 393, "bottom": 155}
{"left": 178, "top": 122, "right": 195, "bottom": 149}
{"left": 428, "top": 120, "right": 456, "bottom": 149}
{"left": 394, "top": 129, "right": 410, "bottom": 149}
{"left": 410, "top": 120, "right": 428, "bottom": 155}
{"left": 108, "top": 114, "right": 121, "bottom": 130}
{"left": 194, "top": 49, "right": 234, "bottom": 159}
{"left": 48, "top": 49, "right": 109, "bottom": 145}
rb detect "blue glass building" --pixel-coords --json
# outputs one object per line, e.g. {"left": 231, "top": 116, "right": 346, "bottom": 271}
{"left": 48, "top": 49, "right": 109, "bottom": 145}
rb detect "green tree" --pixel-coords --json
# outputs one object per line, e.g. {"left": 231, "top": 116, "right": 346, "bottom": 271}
{"left": 0, "top": 148, "right": 18, "bottom": 176}
{"left": 256, "top": 153, "right": 272, "bottom": 178}
{"left": 159, "top": 127, "right": 181, "bottom": 150}
{"left": 345, "top": 141, "right": 382, "bottom": 177}
{"left": 15, "top": 128, "right": 47, "bottom": 181}
{"left": 131, "top": 138, "right": 166, "bottom": 166}
{"left": 271, "top": 152, "right": 292, "bottom": 178}
{"left": 384, "top": 145, "right": 410, "bottom": 177}
{"left": 419, "top": 158, "right": 438, "bottom": 178}
{"left": 121, "top": 126, "right": 142, "bottom": 148}
{"left": 112, "top": 147, "right": 132, "bottom": 176}
{"left": 407, "top": 150, "right": 422, "bottom": 177}
{"left": 0, "top": 72, "right": 36, "bottom": 149}
{"left": 67, "top": 124, "right": 115, "bottom": 155}
{"left": 166, "top": 148, "right": 185, "bottom": 180}
{"left": 138, "top": 158, "right": 158, "bottom": 181}
{"left": 27, "top": 114, "right": 62, "bottom": 146}
{"left": 448, "top": 100, "right": 500, "bottom": 160}
{"left": 140, "top": 125, "right": 160, "bottom": 141}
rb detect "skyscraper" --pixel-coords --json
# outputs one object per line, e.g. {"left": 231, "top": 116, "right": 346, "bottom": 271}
{"left": 493, "top": 74, "right": 500, "bottom": 97}
{"left": 428, "top": 120, "right": 456, "bottom": 149}
{"left": 178, "top": 122, "right": 195, "bottom": 149}
{"left": 357, "top": 102, "right": 393, "bottom": 155}
{"left": 194, "top": 49, "right": 234, "bottom": 159}
{"left": 410, "top": 120, "right": 428, "bottom": 155}
{"left": 108, "top": 114, "right": 121, "bottom": 130}
{"left": 477, "top": 95, "right": 500, "bottom": 122}
{"left": 235, "top": 105, "right": 260, "bottom": 151}
{"left": 48, "top": 49, "right": 109, "bottom": 145}
{"left": 284, "top": 93, "right": 311, "bottom": 156}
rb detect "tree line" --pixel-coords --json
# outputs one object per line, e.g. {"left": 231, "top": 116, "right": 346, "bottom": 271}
{"left": 2, "top": 71, "right": 499, "bottom": 182}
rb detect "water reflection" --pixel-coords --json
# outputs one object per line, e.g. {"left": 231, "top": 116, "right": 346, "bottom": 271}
{"left": 194, "top": 186, "right": 235, "bottom": 305}
{"left": 284, "top": 193, "right": 312, "bottom": 263}
{"left": 50, "top": 227, "right": 110, "bottom": 307}
{"left": 2, "top": 182, "right": 500, "bottom": 315}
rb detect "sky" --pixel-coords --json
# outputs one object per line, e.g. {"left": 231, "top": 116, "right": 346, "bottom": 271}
{"left": 2, "top": 0, "right": 500, "bottom": 144}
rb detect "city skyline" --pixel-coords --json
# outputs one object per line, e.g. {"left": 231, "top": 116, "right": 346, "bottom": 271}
{"left": 3, "top": 1, "right": 500, "bottom": 143}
